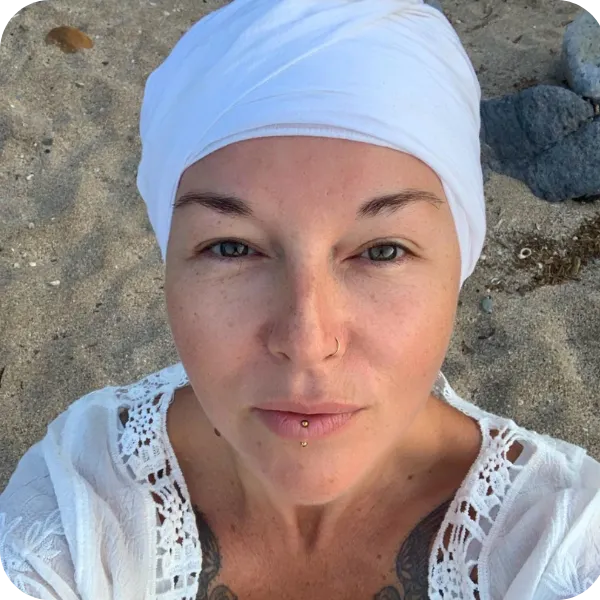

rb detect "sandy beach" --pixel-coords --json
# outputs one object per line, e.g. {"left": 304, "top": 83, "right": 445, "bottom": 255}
{"left": 0, "top": 0, "right": 599, "bottom": 492}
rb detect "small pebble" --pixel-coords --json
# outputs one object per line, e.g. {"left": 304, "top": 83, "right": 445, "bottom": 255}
{"left": 49, "top": 280, "right": 60, "bottom": 286}
{"left": 13, "top": 262, "right": 20, "bottom": 268}
{"left": 28, "top": 222, "right": 34, "bottom": 229}
{"left": 29, "top": 262, "right": 36, "bottom": 267}
{"left": 46, "top": 26, "right": 94, "bottom": 53}
{"left": 26, "top": 174, "right": 34, "bottom": 181}
{"left": 518, "top": 399, "right": 524, "bottom": 406}
{"left": 480, "top": 296, "right": 493, "bottom": 314}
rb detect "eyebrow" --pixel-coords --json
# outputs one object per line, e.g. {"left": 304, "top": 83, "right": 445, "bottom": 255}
{"left": 172, "top": 188, "right": 443, "bottom": 220}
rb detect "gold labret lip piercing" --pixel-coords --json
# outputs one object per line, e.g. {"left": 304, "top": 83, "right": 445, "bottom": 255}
{"left": 301, "top": 419, "right": 309, "bottom": 446}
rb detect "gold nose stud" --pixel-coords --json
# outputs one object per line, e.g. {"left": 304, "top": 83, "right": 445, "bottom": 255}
{"left": 300, "top": 441, "right": 308, "bottom": 447}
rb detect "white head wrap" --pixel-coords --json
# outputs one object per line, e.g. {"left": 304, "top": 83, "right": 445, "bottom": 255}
{"left": 137, "top": 0, "right": 485, "bottom": 287}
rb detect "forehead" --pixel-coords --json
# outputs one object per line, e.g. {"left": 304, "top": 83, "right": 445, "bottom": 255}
{"left": 178, "top": 136, "right": 446, "bottom": 203}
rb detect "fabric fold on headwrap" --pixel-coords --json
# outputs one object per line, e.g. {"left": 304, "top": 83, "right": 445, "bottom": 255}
{"left": 137, "top": 0, "right": 485, "bottom": 286}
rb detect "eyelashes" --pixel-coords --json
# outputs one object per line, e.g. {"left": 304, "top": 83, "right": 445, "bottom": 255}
{"left": 195, "top": 239, "right": 413, "bottom": 267}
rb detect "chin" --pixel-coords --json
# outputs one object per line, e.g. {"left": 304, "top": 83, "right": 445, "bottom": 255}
{"left": 255, "top": 446, "right": 367, "bottom": 504}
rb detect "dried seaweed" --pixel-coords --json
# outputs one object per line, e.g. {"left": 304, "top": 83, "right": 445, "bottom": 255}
{"left": 511, "top": 213, "right": 600, "bottom": 292}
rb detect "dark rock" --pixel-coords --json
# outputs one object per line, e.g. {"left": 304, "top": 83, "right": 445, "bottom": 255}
{"left": 522, "top": 118, "right": 600, "bottom": 202}
{"left": 481, "top": 85, "right": 593, "bottom": 163}
{"left": 480, "top": 84, "right": 600, "bottom": 201}
{"left": 562, "top": 10, "right": 600, "bottom": 101}
{"left": 480, "top": 142, "right": 498, "bottom": 184}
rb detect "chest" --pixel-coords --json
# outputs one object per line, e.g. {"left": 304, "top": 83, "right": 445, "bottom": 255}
{"left": 193, "top": 499, "right": 450, "bottom": 600}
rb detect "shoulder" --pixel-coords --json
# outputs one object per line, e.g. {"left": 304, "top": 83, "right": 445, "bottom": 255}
{"left": 535, "top": 452, "right": 600, "bottom": 598}
{"left": 0, "top": 436, "right": 77, "bottom": 599}
{"left": 485, "top": 426, "right": 600, "bottom": 599}
{"left": 0, "top": 382, "right": 118, "bottom": 598}
{"left": 0, "top": 362, "right": 187, "bottom": 598}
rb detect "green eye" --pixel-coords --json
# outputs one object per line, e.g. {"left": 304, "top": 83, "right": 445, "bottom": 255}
{"left": 361, "top": 243, "right": 409, "bottom": 264}
{"left": 198, "top": 239, "right": 412, "bottom": 265}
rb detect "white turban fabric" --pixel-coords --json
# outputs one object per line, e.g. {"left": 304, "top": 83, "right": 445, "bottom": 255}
{"left": 137, "top": 0, "right": 485, "bottom": 287}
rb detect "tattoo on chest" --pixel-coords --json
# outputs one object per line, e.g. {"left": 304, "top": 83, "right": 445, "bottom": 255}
{"left": 194, "top": 499, "right": 451, "bottom": 600}
{"left": 194, "top": 506, "right": 238, "bottom": 599}
{"left": 373, "top": 499, "right": 451, "bottom": 599}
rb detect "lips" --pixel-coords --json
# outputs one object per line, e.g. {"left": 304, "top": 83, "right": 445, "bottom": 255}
{"left": 254, "top": 401, "right": 362, "bottom": 415}
{"left": 253, "top": 408, "right": 361, "bottom": 439}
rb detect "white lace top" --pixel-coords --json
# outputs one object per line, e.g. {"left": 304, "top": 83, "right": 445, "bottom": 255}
{"left": 0, "top": 363, "right": 599, "bottom": 600}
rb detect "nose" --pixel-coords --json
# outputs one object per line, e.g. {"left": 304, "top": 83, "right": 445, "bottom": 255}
{"left": 266, "top": 265, "right": 343, "bottom": 365}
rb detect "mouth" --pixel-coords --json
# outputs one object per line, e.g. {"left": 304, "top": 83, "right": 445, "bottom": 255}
{"left": 252, "top": 408, "right": 363, "bottom": 439}
{"left": 253, "top": 401, "right": 363, "bottom": 415}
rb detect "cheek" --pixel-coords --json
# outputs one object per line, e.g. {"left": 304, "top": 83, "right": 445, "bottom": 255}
{"left": 167, "top": 286, "right": 224, "bottom": 350}
{"left": 165, "top": 269, "right": 258, "bottom": 369}
{"left": 361, "top": 282, "right": 457, "bottom": 384}
{"left": 165, "top": 269, "right": 205, "bottom": 356}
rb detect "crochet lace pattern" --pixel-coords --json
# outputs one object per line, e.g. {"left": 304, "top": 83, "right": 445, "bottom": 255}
{"left": 429, "top": 374, "right": 530, "bottom": 599}
{"left": 116, "top": 364, "right": 201, "bottom": 600}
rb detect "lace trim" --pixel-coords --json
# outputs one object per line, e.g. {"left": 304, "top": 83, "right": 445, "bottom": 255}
{"left": 116, "top": 364, "right": 534, "bottom": 600}
{"left": 428, "top": 373, "right": 535, "bottom": 599}
{"left": 116, "top": 364, "right": 201, "bottom": 600}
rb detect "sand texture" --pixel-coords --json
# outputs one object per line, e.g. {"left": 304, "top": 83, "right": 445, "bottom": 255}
{"left": 0, "top": 0, "right": 599, "bottom": 491}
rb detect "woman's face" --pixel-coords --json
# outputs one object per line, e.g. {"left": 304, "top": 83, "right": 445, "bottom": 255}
{"left": 165, "top": 136, "right": 461, "bottom": 504}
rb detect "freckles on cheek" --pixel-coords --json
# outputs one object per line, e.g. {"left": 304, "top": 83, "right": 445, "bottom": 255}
{"left": 171, "top": 280, "right": 253, "bottom": 345}
{"left": 385, "top": 297, "right": 452, "bottom": 359}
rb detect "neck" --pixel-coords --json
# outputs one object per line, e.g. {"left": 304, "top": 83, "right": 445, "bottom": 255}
{"left": 224, "top": 395, "right": 479, "bottom": 557}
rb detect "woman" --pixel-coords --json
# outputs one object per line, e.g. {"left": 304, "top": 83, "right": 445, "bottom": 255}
{"left": 1, "top": 1, "right": 599, "bottom": 599}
